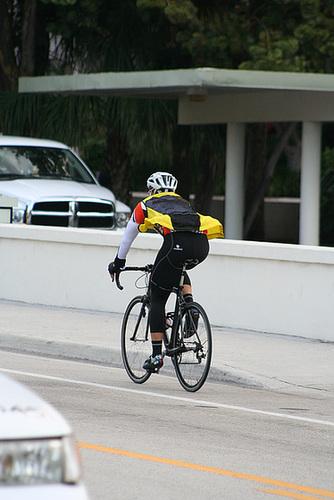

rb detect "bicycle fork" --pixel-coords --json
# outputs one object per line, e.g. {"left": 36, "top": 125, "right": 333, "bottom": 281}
{"left": 130, "top": 299, "right": 150, "bottom": 342}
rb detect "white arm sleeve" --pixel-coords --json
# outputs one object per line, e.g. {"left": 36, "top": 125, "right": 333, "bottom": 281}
{"left": 117, "top": 215, "right": 140, "bottom": 260}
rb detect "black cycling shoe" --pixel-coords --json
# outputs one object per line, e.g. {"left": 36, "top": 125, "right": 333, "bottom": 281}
{"left": 143, "top": 354, "right": 164, "bottom": 373}
{"left": 184, "top": 310, "right": 199, "bottom": 338}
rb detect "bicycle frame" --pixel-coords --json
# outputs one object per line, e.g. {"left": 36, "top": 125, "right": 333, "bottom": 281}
{"left": 117, "top": 264, "right": 188, "bottom": 355}
{"left": 130, "top": 295, "right": 150, "bottom": 342}
{"left": 163, "top": 271, "right": 187, "bottom": 356}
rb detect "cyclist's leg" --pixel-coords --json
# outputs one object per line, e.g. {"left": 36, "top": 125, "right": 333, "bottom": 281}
{"left": 143, "top": 234, "right": 182, "bottom": 371}
{"left": 182, "top": 272, "right": 192, "bottom": 301}
{"left": 142, "top": 283, "right": 169, "bottom": 371}
{"left": 182, "top": 273, "right": 200, "bottom": 337}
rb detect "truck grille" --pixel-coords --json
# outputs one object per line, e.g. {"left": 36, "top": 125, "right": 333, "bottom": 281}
{"left": 27, "top": 198, "right": 116, "bottom": 229}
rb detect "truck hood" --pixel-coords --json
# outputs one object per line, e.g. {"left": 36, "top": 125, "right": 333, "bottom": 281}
{"left": 0, "top": 178, "right": 117, "bottom": 208}
{"left": 0, "top": 372, "right": 71, "bottom": 439}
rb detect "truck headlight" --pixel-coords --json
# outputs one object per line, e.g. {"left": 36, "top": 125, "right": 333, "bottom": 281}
{"left": 0, "top": 437, "right": 81, "bottom": 485}
{"left": 116, "top": 212, "right": 130, "bottom": 228}
{"left": 12, "top": 208, "right": 26, "bottom": 224}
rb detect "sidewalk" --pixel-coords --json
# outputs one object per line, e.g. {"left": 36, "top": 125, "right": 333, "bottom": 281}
{"left": 1, "top": 299, "right": 333, "bottom": 396}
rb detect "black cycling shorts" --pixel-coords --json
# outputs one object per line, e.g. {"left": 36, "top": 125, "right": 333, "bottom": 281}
{"left": 149, "top": 231, "right": 209, "bottom": 333}
{"left": 151, "top": 231, "right": 209, "bottom": 291}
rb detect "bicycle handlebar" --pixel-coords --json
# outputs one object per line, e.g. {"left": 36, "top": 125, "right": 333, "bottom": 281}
{"left": 115, "top": 265, "right": 153, "bottom": 290}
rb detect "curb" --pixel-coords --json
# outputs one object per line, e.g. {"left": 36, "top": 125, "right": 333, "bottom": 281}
{"left": 0, "top": 334, "right": 305, "bottom": 393}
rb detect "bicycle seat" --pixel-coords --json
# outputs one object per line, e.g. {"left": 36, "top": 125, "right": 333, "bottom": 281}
{"left": 184, "top": 258, "right": 200, "bottom": 270}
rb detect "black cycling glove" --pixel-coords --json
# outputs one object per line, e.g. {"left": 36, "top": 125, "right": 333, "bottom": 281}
{"left": 108, "top": 256, "right": 126, "bottom": 275}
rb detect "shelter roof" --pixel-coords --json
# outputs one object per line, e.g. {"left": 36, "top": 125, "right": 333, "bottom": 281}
{"left": 19, "top": 67, "right": 334, "bottom": 123}
{"left": 19, "top": 67, "right": 334, "bottom": 98}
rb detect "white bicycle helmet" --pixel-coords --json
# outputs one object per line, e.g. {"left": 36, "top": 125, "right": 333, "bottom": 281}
{"left": 147, "top": 171, "right": 178, "bottom": 194}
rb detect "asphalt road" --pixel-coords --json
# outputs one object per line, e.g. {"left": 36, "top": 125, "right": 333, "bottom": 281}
{"left": 1, "top": 350, "right": 333, "bottom": 500}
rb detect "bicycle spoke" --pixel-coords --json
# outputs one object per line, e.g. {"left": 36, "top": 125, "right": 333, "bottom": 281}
{"left": 172, "top": 302, "right": 212, "bottom": 392}
{"left": 121, "top": 296, "right": 151, "bottom": 384}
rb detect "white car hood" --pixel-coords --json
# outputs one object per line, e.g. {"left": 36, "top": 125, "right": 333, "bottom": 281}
{"left": 0, "top": 372, "right": 71, "bottom": 439}
{"left": 0, "top": 178, "right": 116, "bottom": 208}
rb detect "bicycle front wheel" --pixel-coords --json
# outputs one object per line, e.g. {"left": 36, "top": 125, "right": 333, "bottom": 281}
{"left": 121, "top": 295, "right": 151, "bottom": 384}
{"left": 172, "top": 302, "right": 212, "bottom": 392}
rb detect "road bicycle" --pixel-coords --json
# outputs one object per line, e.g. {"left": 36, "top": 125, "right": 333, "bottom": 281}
{"left": 116, "top": 262, "right": 212, "bottom": 392}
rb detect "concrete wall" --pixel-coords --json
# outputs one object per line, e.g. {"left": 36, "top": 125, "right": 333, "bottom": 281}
{"left": 1, "top": 224, "right": 333, "bottom": 341}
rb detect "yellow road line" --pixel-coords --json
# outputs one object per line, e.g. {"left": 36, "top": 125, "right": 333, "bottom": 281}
{"left": 77, "top": 442, "right": 334, "bottom": 498}
{"left": 257, "top": 488, "right": 332, "bottom": 499}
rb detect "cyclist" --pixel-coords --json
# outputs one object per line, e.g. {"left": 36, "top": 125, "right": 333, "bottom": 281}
{"left": 108, "top": 172, "right": 223, "bottom": 373}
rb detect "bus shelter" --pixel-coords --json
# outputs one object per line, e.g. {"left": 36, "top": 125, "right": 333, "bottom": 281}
{"left": 19, "top": 68, "right": 334, "bottom": 245}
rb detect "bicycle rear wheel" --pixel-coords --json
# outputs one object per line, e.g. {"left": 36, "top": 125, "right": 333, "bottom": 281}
{"left": 121, "top": 295, "right": 151, "bottom": 384}
{"left": 171, "top": 302, "right": 212, "bottom": 392}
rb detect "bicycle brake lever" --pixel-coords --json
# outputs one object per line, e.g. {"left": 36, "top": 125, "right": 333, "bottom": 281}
{"left": 115, "top": 271, "right": 124, "bottom": 290}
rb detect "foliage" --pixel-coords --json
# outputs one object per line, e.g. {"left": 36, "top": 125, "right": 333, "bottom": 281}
{"left": 0, "top": 91, "right": 102, "bottom": 146}
{"left": 265, "top": 124, "right": 301, "bottom": 198}
{"left": 266, "top": 162, "right": 300, "bottom": 198}
{"left": 235, "top": 0, "right": 334, "bottom": 72}
{"left": 136, "top": 0, "right": 334, "bottom": 73}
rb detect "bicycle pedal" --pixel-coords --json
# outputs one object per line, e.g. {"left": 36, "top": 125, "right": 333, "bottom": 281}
{"left": 145, "top": 367, "right": 161, "bottom": 374}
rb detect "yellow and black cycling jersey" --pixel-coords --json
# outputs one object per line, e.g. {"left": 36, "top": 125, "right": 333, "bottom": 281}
{"left": 137, "top": 192, "right": 224, "bottom": 240}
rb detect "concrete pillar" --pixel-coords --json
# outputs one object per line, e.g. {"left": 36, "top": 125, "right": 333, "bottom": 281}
{"left": 299, "top": 122, "right": 322, "bottom": 246}
{"left": 225, "top": 122, "right": 245, "bottom": 239}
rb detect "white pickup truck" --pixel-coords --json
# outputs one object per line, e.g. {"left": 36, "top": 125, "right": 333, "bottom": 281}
{"left": 0, "top": 136, "right": 130, "bottom": 229}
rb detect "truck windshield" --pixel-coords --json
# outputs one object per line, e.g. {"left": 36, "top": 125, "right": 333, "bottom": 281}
{"left": 0, "top": 146, "right": 95, "bottom": 183}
